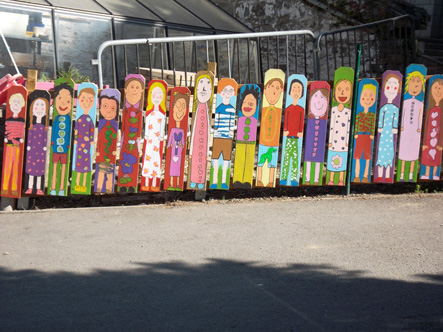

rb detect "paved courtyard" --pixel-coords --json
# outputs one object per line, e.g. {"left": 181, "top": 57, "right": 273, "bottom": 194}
{"left": 1, "top": 193, "right": 442, "bottom": 331}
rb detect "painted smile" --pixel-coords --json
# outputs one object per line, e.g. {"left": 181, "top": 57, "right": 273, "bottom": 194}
{"left": 338, "top": 96, "right": 347, "bottom": 102}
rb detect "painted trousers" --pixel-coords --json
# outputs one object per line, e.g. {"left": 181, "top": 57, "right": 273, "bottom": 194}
{"left": 2, "top": 144, "right": 20, "bottom": 193}
{"left": 281, "top": 137, "right": 299, "bottom": 181}
{"left": 233, "top": 141, "right": 255, "bottom": 185}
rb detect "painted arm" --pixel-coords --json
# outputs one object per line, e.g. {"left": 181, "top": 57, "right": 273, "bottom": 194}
{"left": 378, "top": 107, "right": 384, "bottom": 131}
{"left": 189, "top": 104, "right": 198, "bottom": 156}
{"left": 298, "top": 109, "right": 305, "bottom": 136}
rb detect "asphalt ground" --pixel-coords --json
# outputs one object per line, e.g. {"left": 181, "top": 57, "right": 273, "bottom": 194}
{"left": 1, "top": 193, "right": 442, "bottom": 331}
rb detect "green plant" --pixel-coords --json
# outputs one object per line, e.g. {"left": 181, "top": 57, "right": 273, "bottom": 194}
{"left": 39, "top": 72, "right": 52, "bottom": 82}
{"left": 57, "top": 64, "right": 90, "bottom": 83}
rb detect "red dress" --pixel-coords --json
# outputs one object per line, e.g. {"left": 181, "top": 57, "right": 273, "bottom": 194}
{"left": 421, "top": 106, "right": 443, "bottom": 167}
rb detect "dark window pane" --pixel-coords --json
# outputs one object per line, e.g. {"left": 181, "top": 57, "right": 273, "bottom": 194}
{"left": 95, "top": 0, "right": 159, "bottom": 21}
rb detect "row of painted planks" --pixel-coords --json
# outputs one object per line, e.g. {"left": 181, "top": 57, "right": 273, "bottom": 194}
{"left": 1, "top": 64, "right": 442, "bottom": 198}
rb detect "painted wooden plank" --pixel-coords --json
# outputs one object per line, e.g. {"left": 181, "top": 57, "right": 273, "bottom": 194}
{"left": 94, "top": 89, "right": 121, "bottom": 194}
{"left": 23, "top": 89, "right": 50, "bottom": 195}
{"left": 419, "top": 75, "right": 443, "bottom": 181}
{"left": 117, "top": 74, "right": 146, "bottom": 193}
{"left": 209, "top": 78, "right": 238, "bottom": 190}
{"left": 71, "top": 83, "right": 98, "bottom": 195}
{"left": 325, "top": 67, "right": 355, "bottom": 186}
{"left": 351, "top": 78, "right": 379, "bottom": 183}
{"left": 302, "top": 81, "right": 331, "bottom": 186}
{"left": 256, "top": 69, "right": 285, "bottom": 188}
{"left": 140, "top": 80, "right": 168, "bottom": 192}
{"left": 232, "top": 84, "right": 261, "bottom": 189}
{"left": 1, "top": 85, "right": 28, "bottom": 198}
{"left": 163, "top": 87, "right": 191, "bottom": 191}
{"left": 396, "top": 64, "right": 427, "bottom": 183}
{"left": 279, "top": 74, "right": 307, "bottom": 186}
{"left": 47, "top": 78, "right": 74, "bottom": 196}
{"left": 187, "top": 71, "right": 215, "bottom": 191}
{"left": 373, "top": 70, "right": 403, "bottom": 183}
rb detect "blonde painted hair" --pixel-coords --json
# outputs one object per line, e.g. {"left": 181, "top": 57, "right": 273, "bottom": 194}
{"left": 362, "top": 84, "right": 377, "bottom": 95}
{"left": 405, "top": 71, "right": 425, "bottom": 93}
{"left": 9, "top": 93, "right": 25, "bottom": 107}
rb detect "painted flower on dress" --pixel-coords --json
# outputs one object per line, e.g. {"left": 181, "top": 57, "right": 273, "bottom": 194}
{"left": 120, "top": 152, "right": 138, "bottom": 176}
{"left": 330, "top": 154, "right": 343, "bottom": 170}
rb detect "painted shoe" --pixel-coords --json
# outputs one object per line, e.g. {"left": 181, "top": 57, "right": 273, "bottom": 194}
{"left": 420, "top": 175, "right": 429, "bottom": 180}
{"left": 256, "top": 180, "right": 265, "bottom": 187}
{"left": 361, "top": 177, "right": 369, "bottom": 183}
{"left": 433, "top": 175, "right": 440, "bottom": 180}
{"left": 385, "top": 178, "right": 393, "bottom": 184}
{"left": 279, "top": 180, "right": 287, "bottom": 186}
{"left": 327, "top": 181, "right": 334, "bottom": 185}
{"left": 338, "top": 181, "right": 344, "bottom": 186}
{"left": 50, "top": 190, "right": 56, "bottom": 195}
{"left": 290, "top": 181, "right": 298, "bottom": 186}
{"left": 374, "top": 177, "right": 383, "bottom": 182}
{"left": 36, "top": 189, "right": 44, "bottom": 195}
{"left": 197, "top": 183, "right": 204, "bottom": 189}
{"left": 25, "top": 189, "right": 32, "bottom": 194}
{"left": 190, "top": 182, "right": 197, "bottom": 189}
{"left": 209, "top": 183, "right": 217, "bottom": 189}
{"left": 220, "top": 183, "right": 229, "bottom": 190}
{"left": 58, "top": 190, "right": 65, "bottom": 196}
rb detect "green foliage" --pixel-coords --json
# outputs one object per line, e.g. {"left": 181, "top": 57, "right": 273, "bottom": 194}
{"left": 57, "top": 64, "right": 90, "bottom": 83}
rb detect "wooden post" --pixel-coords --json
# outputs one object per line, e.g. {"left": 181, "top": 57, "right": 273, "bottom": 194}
{"left": 26, "top": 70, "right": 38, "bottom": 93}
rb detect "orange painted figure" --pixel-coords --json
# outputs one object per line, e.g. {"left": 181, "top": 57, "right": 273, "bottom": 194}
{"left": 1, "top": 86, "right": 27, "bottom": 198}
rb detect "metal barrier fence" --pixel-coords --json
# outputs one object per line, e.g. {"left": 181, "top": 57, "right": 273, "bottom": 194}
{"left": 315, "top": 15, "right": 416, "bottom": 81}
{"left": 94, "top": 15, "right": 416, "bottom": 88}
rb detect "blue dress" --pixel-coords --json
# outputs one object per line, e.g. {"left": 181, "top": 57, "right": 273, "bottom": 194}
{"left": 376, "top": 103, "right": 399, "bottom": 167}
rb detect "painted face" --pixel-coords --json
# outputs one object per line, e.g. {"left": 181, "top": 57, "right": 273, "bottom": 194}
{"left": 431, "top": 81, "right": 443, "bottom": 104}
{"left": 241, "top": 93, "right": 257, "bottom": 117}
{"left": 10, "top": 95, "right": 23, "bottom": 116}
{"left": 125, "top": 80, "right": 143, "bottom": 106}
{"left": 360, "top": 88, "right": 376, "bottom": 109}
{"left": 173, "top": 97, "right": 187, "bottom": 122}
{"left": 309, "top": 90, "right": 327, "bottom": 118}
{"left": 384, "top": 77, "right": 399, "bottom": 100}
{"left": 151, "top": 86, "right": 164, "bottom": 107}
{"left": 335, "top": 80, "right": 351, "bottom": 105}
{"left": 78, "top": 91, "right": 95, "bottom": 112}
{"left": 55, "top": 89, "right": 72, "bottom": 115}
{"left": 221, "top": 85, "right": 235, "bottom": 103}
{"left": 290, "top": 82, "right": 303, "bottom": 101}
{"left": 33, "top": 99, "right": 47, "bottom": 119}
{"left": 408, "top": 76, "right": 423, "bottom": 97}
{"left": 197, "top": 77, "right": 211, "bottom": 103}
{"left": 100, "top": 98, "right": 118, "bottom": 120}
{"left": 264, "top": 80, "right": 282, "bottom": 106}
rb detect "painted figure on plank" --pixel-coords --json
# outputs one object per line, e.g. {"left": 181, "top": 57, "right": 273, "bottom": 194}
{"left": 302, "top": 81, "right": 330, "bottom": 186}
{"left": 351, "top": 79, "right": 378, "bottom": 183}
{"left": 71, "top": 83, "right": 98, "bottom": 195}
{"left": 117, "top": 74, "right": 145, "bottom": 193}
{"left": 1, "top": 86, "right": 27, "bottom": 198}
{"left": 94, "top": 89, "right": 120, "bottom": 194}
{"left": 188, "top": 71, "right": 214, "bottom": 190}
{"left": 396, "top": 64, "right": 427, "bottom": 183}
{"left": 141, "top": 80, "right": 168, "bottom": 192}
{"left": 256, "top": 69, "right": 285, "bottom": 188}
{"left": 23, "top": 90, "right": 50, "bottom": 195}
{"left": 232, "top": 84, "right": 261, "bottom": 189}
{"left": 210, "top": 78, "right": 238, "bottom": 190}
{"left": 373, "top": 71, "right": 402, "bottom": 183}
{"left": 164, "top": 87, "right": 190, "bottom": 191}
{"left": 48, "top": 78, "right": 74, "bottom": 196}
{"left": 419, "top": 76, "right": 443, "bottom": 180}
{"left": 280, "top": 74, "right": 307, "bottom": 186}
{"left": 326, "top": 67, "right": 354, "bottom": 186}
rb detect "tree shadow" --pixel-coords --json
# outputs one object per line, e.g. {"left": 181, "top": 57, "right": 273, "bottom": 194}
{"left": 0, "top": 260, "right": 442, "bottom": 331}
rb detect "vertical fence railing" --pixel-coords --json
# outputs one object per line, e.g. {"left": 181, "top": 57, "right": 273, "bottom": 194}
{"left": 94, "top": 15, "right": 417, "bottom": 89}
{"left": 314, "top": 15, "right": 416, "bottom": 81}
{"left": 94, "top": 30, "right": 316, "bottom": 89}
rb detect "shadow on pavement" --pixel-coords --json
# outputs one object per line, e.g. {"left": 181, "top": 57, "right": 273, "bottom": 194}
{"left": 1, "top": 260, "right": 442, "bottom": 331}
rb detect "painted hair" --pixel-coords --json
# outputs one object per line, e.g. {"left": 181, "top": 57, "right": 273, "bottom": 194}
{"left": 78, "top": 87, "right": 96, "bottom": 98}
{"left": 28, "top": 91, "right": 50, "bottom": 129}
{"left": 428, "top": 78, "right": 443, "bottom": 110}
{"left": 9, "top": 93, "right": 25, "bottom": 107}
{"left": 405, "top": 71, "right": 425, "bottom": 95}
{"left": 146, "top": 81, "right": 167, "bottom": 115}
{"left": 289, "top": 78, "right": 304, "bottom": 98}
{"left": 308, "top": 88, "right": 329, "bottom": 120}
{"left": 382, "top": 73, "right": 402, "bottom": 105}
{"left": 54, "top": 82, "right": 74, "bottom": 97}
{"left": 265, "top": 78, "right": 284, "bottom": 89}
{"left": 193, "top": 73, "right": 213, "bottom": 113}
